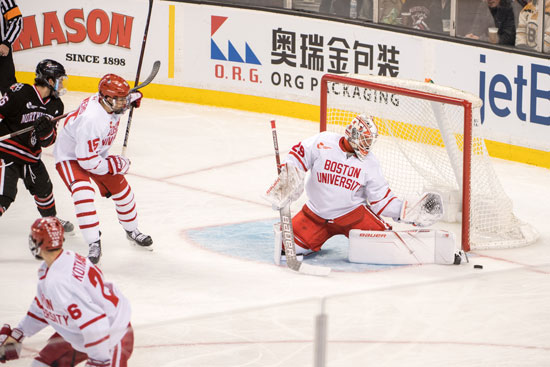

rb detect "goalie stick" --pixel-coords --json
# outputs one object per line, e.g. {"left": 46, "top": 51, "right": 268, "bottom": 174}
{"left": 0, "top": 111, "right": 70, "bottom": 142}
{"left": 270, "top": 120, "right": 331, "bottom": 277}
{"left": 122, "top": 0, "right": 156, "bottom": 157}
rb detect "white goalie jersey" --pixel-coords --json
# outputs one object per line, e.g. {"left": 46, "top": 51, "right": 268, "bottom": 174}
{"left": 16, "top": 250, "right": 131, "bottom": 362}
{"left": 285, "top": 131, "right": 403, "bottom": 221}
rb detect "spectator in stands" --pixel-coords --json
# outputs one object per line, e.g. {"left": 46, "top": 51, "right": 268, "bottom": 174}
{"left": 515, "top": 0, "right": 550, "bottom": 52}
{"left": 378, "top": 0, "right": 403, "bottom": 24}
{"left": 465, "top": 0, "right": 516, "bottom": 45}
{"left": 513, "top": 0, "right": 529, "bottom": 25}
{"left": 319, "top": 0, "right": 366, "bottom": 18}
{"left": 401, "top": 0, "right": 444, "bottom": 32}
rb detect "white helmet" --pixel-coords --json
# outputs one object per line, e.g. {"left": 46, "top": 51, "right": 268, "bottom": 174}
{"left": 345, "top": 114, "right": 378, "bottom": 161}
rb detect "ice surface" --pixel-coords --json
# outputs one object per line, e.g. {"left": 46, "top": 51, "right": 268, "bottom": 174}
{"left": 1, "top": 92, "right": 549, "bottom": 366}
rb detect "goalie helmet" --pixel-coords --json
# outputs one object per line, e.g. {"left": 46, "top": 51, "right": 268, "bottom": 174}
{"left": 345, "top": 114, "right": 378, "bottom": 161}
{"left": 28, "top": 217, "right": 64, "bottom": 260}
{"left": 98, "top": 73, "right": 131, "bottom": 114}
{"left": 35, "top": 59, "right": 67, "bottom": 98}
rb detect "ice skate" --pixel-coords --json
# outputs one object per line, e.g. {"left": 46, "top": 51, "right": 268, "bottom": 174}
{"left": 55, "top": 217, "right": 75, "bottom": 235}
{"left": 453, "top": 250, "right": 468, "bottom": 265}
{"left": 88, "top": 240, "right": 102, "bottom": 265}
{"left": 126, "top": 229, "right": 153, "bottom": 250}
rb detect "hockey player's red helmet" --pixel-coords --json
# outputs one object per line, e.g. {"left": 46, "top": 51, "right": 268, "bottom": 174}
{"left": 345, "top": 114, "right": 378, "bottom": 161}
{"left": 28, "top": 217, "right": 64, "bottom": 259}
{"left": 98, "top": 74, "right": 131, "bottom": 113}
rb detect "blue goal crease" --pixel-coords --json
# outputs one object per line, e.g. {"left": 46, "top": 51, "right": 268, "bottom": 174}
{"left": 186, "top": 220, "right": 403, "bottom": 272}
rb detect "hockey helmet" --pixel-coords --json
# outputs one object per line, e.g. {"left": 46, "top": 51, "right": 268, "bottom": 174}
{"left": 35, "top": 59, "right": 67, "bottom": 98}
{"left": 28, "top": 217, "right": 64, "bottom": 260}
{"left": 345, "top": 114, "right": 378, "bottom": 161}
{"left": 98, "top": 74, "right": 131, "bottom": 114}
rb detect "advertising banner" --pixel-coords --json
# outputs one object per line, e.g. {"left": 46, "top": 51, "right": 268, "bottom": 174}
{"left": 12, "top": 1, "right": 550, "bottom": 158}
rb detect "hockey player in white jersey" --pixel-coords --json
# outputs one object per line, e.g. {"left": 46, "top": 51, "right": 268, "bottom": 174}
{"left": 265, "top": 114, "right": 465, "bottom": 265}
{"left": 53, "top": 73, "right": 152, "bottom": 264}
{"left": 0, "top": 217, "right": 133, "bottom": 367}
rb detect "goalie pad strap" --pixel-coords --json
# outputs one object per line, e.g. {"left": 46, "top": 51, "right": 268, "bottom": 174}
{"left": 348, "top": 229, "right": 458, "bottom": 265}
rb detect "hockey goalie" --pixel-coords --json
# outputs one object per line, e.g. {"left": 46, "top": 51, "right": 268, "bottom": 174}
{"left": 264, "top": 114, "right": 466, "bottom": 266}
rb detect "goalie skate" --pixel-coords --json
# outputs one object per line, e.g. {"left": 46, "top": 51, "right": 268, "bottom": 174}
{"left": 88, "top": 240, "right": 101, "bottom": 265}
{"left": 126, "top": 229, "right": 153, "bottom": 250}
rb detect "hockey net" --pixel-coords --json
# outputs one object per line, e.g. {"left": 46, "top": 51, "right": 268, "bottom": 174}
{"left": 320, "top": 74, "right": 538, "bottom": 251}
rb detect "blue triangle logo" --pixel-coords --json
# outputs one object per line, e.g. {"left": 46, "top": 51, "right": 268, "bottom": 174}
{"left": 228, "top": 41, "right": 244, "bottom": 63}
{"left": 245, "top": 43, "right": 261, "bottom": 65}
{"left": 211, "top": 39, "right": 226, "bottom": 61}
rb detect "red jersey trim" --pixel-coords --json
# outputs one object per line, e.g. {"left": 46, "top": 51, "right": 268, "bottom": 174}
{"left": 0, "top": 146, "right": 39, "bottom": 163}
{"left": 376, "top": 196, "right": 398, "bottom": 216}
{"left": 27, "top": 311, "right": 47, "bottom": 324}
{"left": 370, "top": 189, "right": 391, "bottom": 205}
{"left": 79, "top": 314, "right": 107, "bottom": 330}
{"left": 84, "top": 334, "right": 110, "bottom": 348}
{"left": 77, "top": 155, "right": 99, "bottom": 161}
{"left": 289, "top": 151, "right": 307, "bottom": 171}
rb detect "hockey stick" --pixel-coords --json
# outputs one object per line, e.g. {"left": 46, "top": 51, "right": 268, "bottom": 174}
{"left": 129, "top": 60, "right": 160, "bottom": 94}
{"left": 270, "top": 120, "right": 331, "bottom": 277}
{"left": 122, "top": 0, "right": 155, "bottom": 157}
{"left": 0, "top": 112, "right": 70, "bottom": 142}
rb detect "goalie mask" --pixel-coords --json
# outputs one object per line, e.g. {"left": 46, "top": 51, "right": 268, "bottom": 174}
{"left": 345, "top": 114, "right": 378, "bottom": 161}
{"left": 35, "top": 59, "right": 68, "bottom": 98}
{"left": 98, "top": 73, "right": 131, "bottom": 114}
{"left": 28, "top": 217, "right": 64, "bottom": 260}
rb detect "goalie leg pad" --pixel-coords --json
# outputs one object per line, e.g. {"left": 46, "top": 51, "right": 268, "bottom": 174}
{"left": 348, "top": 229, "right": 458, "bottom": 265}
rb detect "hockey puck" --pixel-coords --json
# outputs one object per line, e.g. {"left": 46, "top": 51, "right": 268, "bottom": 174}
{"left": 474, "top": 264, "right": 483, "bottom": 269}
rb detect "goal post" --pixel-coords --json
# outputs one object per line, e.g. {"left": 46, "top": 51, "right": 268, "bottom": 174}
{"left": 320, "top": 73, "right": 538, "bottom": 252}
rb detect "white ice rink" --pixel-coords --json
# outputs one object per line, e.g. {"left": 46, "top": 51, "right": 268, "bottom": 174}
{"left": 1, "top": 92, "right": 549, "bottom": 366}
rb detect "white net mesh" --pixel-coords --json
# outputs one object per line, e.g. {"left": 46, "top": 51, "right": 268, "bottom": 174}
{"left": 322, "top": 74, "right": 538, "bottom": 250}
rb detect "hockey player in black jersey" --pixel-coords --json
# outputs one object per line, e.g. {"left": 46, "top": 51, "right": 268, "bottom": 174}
{"left": 0, "top": 59, "right": 74, "bottom": 233}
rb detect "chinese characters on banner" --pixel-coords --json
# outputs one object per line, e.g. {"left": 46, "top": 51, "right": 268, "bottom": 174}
{"left": 271, "top": 27, "right": 400, "bottom": 77}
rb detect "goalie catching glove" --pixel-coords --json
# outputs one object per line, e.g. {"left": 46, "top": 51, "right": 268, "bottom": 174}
{"left": 263, "top": 164, "right": 305, "bottom": 210}
{"left": 0, "top": 324, "right": 24, "bottom": 363}
{"left": 399, "top": 192, "right": 444, "bottom": 227}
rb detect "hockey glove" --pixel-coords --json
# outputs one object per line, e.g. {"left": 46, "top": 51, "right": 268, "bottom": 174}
{"left": 0, "top": 324, "right": 24, "bottom": 363}
{"left": 107, "top": 155, "right": 131, "bottom": 175}
{"left": 399, "top": 192, "right": 444, "bottom": 227}
{"left": 130, "top": 91, "right": 143, "bottom": 108}
{"left": 34, "top": 115, "right": 54, "bottom": 139}
{"left": 263, "top": 164, "right": 305, "bottom": 210}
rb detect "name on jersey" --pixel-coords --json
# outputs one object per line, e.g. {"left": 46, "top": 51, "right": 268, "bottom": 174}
{"left": 317, "top": 159, "right": 361, "bottom": 191}
{"left": 39, "top": 293, "right": 70, "bottom": 326}
{"left": 72, "top": 253, "right": 87, "bottom": 282}
{"left": 21, "top": 111, "right": 49, "bottom": 124}
{"left": 102, "top": 121, "right": 119, "bottom": 146}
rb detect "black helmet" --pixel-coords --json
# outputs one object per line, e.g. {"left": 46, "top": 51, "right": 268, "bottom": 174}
{"left": 35, "top": 59, "right": 67, "bottom": 97}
